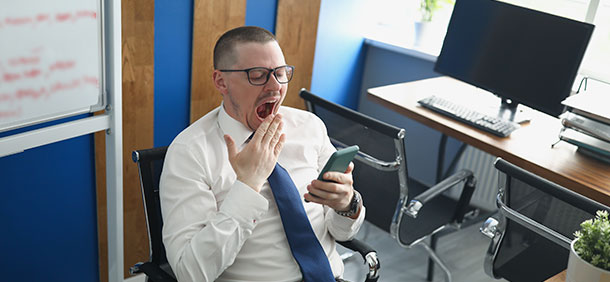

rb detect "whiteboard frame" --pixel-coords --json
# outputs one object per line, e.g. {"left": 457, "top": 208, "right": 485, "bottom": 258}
{"left": 0, "top": 0, "right": 124, "bottom": 281}
{"left": 0, "top": 0, "right": 107, "bottom": 133}
{"left": 103, "top": 1, "right": 124, "bottom": 282}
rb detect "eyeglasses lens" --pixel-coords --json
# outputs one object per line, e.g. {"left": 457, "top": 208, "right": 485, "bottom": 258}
{"left": 247, "top": 66, "right": 293, "bottom": 85}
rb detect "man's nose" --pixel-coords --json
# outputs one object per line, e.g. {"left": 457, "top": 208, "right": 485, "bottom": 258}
{"left": 264, "top": 71, "right": 282, "bottom": 91}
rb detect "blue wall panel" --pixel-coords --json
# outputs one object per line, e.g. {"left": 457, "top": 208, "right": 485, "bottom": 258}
{"left": 246, "top": 0, "right": 278, "bottom": 33}
{"left": 311, "top": 0, "right": 368, "bottom": 109}
{"left": 154, "top": 0, "right": 194, "bottom": 147}
{"left": 0, "top": 130, "right": 98, "bottom": 281}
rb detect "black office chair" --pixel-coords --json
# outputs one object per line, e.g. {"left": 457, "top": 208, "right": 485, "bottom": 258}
{"left": 130, "top": 146, "right": 380, "bottom": 282}
{"left": 300, "top": 89, "right": 477, "bottom": 282}
{"left": 479, "top": 158, "right": 610, "bottom": 282}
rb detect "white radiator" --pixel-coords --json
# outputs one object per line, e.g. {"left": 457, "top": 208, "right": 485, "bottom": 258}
{"left": 445, "top": 146, "right": 499, "bottom": 211}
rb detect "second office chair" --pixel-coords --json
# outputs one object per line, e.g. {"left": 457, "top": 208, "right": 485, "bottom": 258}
{"left": 300, "top": 89, "right": 477, "bottom": 282}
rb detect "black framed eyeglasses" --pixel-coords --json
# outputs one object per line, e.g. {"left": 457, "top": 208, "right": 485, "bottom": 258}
{"left": 219, "top": 65, "right": 295, "bottom": 86}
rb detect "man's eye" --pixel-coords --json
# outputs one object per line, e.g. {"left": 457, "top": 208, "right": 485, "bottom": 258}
{"left": 249, "top": 70, "right": 267, "bottom": 79}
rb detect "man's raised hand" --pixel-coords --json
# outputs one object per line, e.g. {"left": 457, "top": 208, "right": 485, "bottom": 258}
{"left": 224, "top": 114, "right": 285, "bottom": 192}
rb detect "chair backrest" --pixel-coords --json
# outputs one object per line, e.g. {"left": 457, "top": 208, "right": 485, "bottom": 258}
{"left": 299, "top": 89, "right": 408, "bottom": 234}
{"left": 132, "top": 146, "right": 169, "bottom": 267}
{"left": 486, "top": 158, "right": 610, "bottom": 282}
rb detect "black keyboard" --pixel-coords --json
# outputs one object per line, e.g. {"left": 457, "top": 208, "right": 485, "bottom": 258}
{"left": 418, "top": 96, "right": 520, "bottom": 137}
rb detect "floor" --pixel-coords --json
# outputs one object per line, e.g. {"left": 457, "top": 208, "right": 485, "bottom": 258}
{"left": 340, "top": 221, "right": 509, "bottom": 282}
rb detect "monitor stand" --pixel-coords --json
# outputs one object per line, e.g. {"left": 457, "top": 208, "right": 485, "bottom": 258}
{"left": 496, "top": 98, "right": 531, "bottom": 124}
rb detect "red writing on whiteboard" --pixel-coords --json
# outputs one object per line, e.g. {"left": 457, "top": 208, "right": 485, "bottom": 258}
{"left": 23, "top": 68, "right": 42, "bottom": 78}
{"left": 0, "top": 77, "right": 98, "bottom": 103}
{"left": 56, "top": 13, "right": 71, "bottom": 22}
{"left": 49, "top": 60, "right": 75, "bottom": 71}
{"left": 3, "top": 72, "right": 21, "bottom": 82}
{"left": 0, "top": 93, "right": 12, "bottom": 102}
{"left": 50, "top": 79, "right": 81, "bottom": 93}
{"left": 0, "top": 10, "right": 96, "bottom": 28}
{"left": 36, "top": 13, "right": 50, "bottom": 22}
{"left": 82, "top": 76, "right": 99, "bottom": 88}
{"left": 16, "top": 87, "right": 47, "bottom": 100}
{"left": 1, "top": 60, "right": 76, "bottom": 83}
{"left": 76, "top": 11, "right": 97, "bottom": 19}
{"left": 0, "top": 107, "right": 22, "bottom": 118}
{"left": 9, "top": 56, "right": 41, "bottom": 66}
{"left": 4, "top": 17, "right": 32, "bottom": 26}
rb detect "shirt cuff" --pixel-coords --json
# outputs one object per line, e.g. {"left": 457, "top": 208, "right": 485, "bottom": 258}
{"left": 329, "top": 205, "right": 366, "bottom": 238}
{"left": 219, "top": 181, "right": 269, "bottom": 226}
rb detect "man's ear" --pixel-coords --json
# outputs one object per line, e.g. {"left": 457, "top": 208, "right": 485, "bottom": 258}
{"left": 213, "top": 70, "right": 228, "bottom": 94}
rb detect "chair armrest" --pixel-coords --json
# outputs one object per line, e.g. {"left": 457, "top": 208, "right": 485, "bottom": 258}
{"left": 405, "top": 169, "right": 475, "bottom": 219}
{"left": 479, "top": 216, "right": 504, "bottom": 279}
{"left": 130, "top": 262, "right": 177, "bottom": 282}
{"left": 337, "top": 239, "right": 380, "bottom": 282}
{"left": 480, "top": 217, "right": 499, "bottom": 239}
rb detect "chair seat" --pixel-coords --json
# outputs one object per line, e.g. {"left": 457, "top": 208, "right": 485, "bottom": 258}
{"left": 138, "top": 262, "right": 177, "bottom": 282}
{"left": 494, "top": 234, "right": 567, "bottom": 282}
{"left": 398, "top": 194, "right": 458, "bottom": 245}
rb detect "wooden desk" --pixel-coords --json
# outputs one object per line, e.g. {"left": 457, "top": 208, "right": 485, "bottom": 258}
{"left": 546, "top": 270, "right": 567, "bottom": 282}
{"left": 367, "top": 76, "right": 610, "bottom": 206}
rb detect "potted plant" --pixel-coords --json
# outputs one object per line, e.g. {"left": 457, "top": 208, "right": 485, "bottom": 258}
{"left": 420, "top": 0, "right": 442, "bottom": 22}
{"left": 567, "top": 210, "right": 610, "bottom": 282}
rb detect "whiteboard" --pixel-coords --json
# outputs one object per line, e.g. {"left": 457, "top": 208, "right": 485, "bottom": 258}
{"left": 0, "top": 0, "right": 104, "bottom": 132}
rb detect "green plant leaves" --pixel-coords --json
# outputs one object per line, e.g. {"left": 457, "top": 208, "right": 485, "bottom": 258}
{"left": 574, "top": 210, "right": 610, "bottom": 271}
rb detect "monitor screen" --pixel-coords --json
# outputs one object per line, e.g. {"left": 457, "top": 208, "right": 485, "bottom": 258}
{"left": 434, "top": 0, "right": 594, "bottom": 117}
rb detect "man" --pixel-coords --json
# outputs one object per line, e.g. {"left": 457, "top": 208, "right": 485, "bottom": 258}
{"left": 160, "top": 26, "right": 365, "bottom": 282}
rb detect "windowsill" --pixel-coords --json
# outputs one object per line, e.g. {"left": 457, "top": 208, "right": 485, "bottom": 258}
{"left": 362, "top": 29, "right": 441, "bottom": 63}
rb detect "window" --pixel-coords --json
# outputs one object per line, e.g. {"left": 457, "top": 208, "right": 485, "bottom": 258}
{"left": 366, "top": 0, "right": 610, "bottom": 84}
{"left": 363, "top": 0, "right": 455, "bottom": 54}
{"left": 581, "top": 0, "right": 610, "bottom": 83}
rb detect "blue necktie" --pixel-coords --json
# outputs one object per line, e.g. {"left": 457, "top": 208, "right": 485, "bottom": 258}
{"left": 268, "top": 163, "right": 335, "bottom": 282}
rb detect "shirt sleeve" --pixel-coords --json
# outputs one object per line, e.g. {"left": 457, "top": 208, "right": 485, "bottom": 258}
{"left": 159, "top": 142, "right": 268, "bottom": 282}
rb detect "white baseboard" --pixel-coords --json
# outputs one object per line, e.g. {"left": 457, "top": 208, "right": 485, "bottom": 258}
{"left": 124, "top": 274, "right": 146, "bottom": 282}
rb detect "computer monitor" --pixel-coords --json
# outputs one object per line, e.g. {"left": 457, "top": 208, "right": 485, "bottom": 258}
{"left": 434, "top": 0, "right": 594, "bottom": 119}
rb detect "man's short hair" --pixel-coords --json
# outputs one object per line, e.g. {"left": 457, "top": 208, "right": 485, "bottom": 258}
{"left": 213, "top": 26, "right": 277, "bottom": 69}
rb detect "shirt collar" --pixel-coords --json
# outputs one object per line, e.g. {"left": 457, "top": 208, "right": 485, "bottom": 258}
{"left": 218, "top": 102, "right": 254, "bottom": 145}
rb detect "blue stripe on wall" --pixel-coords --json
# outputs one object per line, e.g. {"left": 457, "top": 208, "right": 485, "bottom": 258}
{"left": 246, "top": 0, "right": 278, "bottom": 33}
{"left": 0, "top": 125, "right": 98, "bottom": 281}
{"left": 154, "top": 0, "right": 194, "bottom": 147}
{"left": 311, "top": 0, "right": 368, "bottom": 109}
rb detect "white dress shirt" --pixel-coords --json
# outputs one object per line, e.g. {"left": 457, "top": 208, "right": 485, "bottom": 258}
{"left": 160, "top": 104, "right": 366, "bottom": 282}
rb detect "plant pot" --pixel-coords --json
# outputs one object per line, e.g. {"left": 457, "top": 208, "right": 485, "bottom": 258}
{"left": 413, "top": 21, "right": 433, "bottom": 47}
{"left": 567, "top": 239, "right": 610, "bottom": 282}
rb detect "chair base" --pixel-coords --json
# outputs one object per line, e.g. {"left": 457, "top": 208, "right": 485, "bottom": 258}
{"left": 420, "top": 242, "right": 452, "bottom": 282}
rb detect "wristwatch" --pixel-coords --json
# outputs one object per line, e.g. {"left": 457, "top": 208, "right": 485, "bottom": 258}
{"left": 335, "top": 190, "right": 361, "bottom": 217}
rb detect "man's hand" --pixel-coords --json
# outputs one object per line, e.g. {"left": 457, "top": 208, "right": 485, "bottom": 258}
{"left": 224, "top": 114, "right": 285, "bottom": 192}
{"left": 304, "top": 162, "right": 359, "bottom": 216}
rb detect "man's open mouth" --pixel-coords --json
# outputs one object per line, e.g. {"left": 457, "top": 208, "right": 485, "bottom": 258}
{"left": 256, "top": 100, "right": 277, "bottom": 119}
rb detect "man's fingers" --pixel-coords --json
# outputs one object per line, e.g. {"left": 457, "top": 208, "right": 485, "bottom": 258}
{"left": 307, "top": 184, "right": 333, "bottom": 199}
{"left": 262, "top": 114, "right": 282, "bottom": 146}
{"left": 321, "top": 171, "right": 353, "bottom": 186}
{"left": 253, "top": 114, "right": 274, "bottom": 142}
{"left": 345, "top": 162, "right": 354, "bottom": 174}
{"left": 224, "top": 134, "right": 238, "bottom": 159}
{"left": 270, "top": 120, "right": 283, "bottom": 148}
{"left": 274, "top": 134, "right": 286, "bottom": 156}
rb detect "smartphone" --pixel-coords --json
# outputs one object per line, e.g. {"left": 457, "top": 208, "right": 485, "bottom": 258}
{"left": 307, "top": 145, "right": 359, "bottom": 200}
{"left": 317, "top": 145, "right": 360, "bottom": 181}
